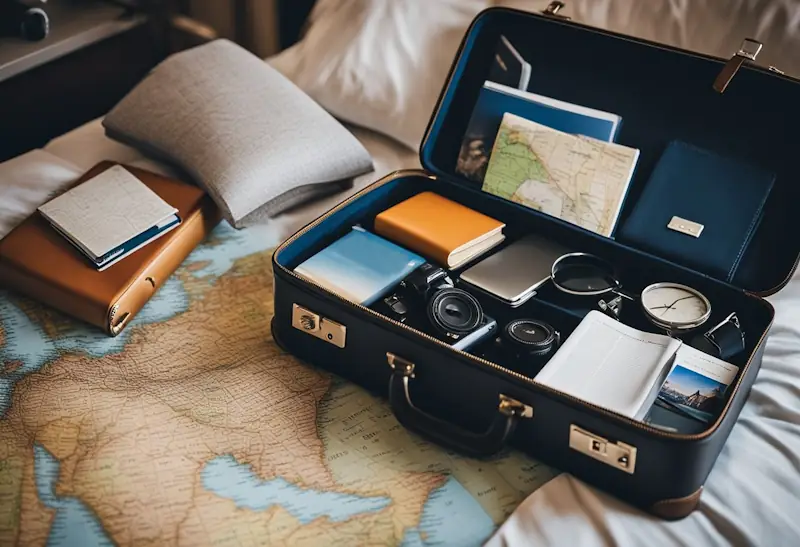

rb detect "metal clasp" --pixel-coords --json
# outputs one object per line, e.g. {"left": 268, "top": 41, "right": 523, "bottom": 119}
{"left": 291, "top": 304, "right": 347, "bottom": 348}
{"left": 569, "top": 425, "right": 637, "bottom": 474}
{"left": 667, "top": 216, "right": 705, "bottom": 238}
{"left": 542, "top": 1, "right": 570, "bottom": 20}
{"left": 498, "top": 394, "right": 534, "bottom": 419}
{"left": 714, "top": 38, "right": 763, "bottom": 93}
{"left": 387, "top": 352, "right": 415, "bottom": 377}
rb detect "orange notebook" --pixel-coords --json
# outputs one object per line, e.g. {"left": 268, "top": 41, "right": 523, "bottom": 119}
{"left": 374, "top": 191, "right": 505, "bottom": 269}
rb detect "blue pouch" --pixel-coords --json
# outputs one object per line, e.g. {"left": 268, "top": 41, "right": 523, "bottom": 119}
{"left": 618, "top": 141, "right": 775, "bottom": 281}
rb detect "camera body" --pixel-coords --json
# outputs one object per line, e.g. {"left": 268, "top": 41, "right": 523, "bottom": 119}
{"left": 379, "top": 262, "right": 497, "bottom": 351}
{"left": 478, "top": 318, "right": 560, "bottom": 375}
{"left": 0, "top": 0, "right": 50, "bottom": 42}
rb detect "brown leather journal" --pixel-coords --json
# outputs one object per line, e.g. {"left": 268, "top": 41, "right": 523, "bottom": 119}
{"left": 0, "top": 161, "right": 222, "bottom": 335}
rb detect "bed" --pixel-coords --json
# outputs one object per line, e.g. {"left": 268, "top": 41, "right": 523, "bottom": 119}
{"left": 2, "top": 1, "right": 800, "bottom": 546}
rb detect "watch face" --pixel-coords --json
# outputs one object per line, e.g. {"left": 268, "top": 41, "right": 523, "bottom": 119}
{"left": 641, "top": 283, "right": 711, "bottom": 330}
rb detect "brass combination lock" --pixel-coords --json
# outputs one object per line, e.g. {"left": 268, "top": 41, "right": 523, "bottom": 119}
{"left": 569, "top": 425, "right": 637, "bottom": 474}
{"left": 291, "top": 304, "right": 347, "bottom": 348}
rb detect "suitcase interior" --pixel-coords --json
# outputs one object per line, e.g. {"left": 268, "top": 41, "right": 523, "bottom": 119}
{"left": 272, "top": 7, "right": 799, "bottom": 515}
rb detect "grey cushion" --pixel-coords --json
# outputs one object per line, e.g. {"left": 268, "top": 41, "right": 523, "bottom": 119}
{"left": 102, "top": 39, "right": 374, "bottom": 227}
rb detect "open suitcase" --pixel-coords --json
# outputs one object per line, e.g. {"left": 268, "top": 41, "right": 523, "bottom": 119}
{"left": 270, "top": 5, "right": 800, "bottom": 518}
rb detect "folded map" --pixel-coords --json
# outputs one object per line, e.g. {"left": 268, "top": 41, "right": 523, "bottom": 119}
{"left": 482, "top": 112, "right": 640, "bottom": 237}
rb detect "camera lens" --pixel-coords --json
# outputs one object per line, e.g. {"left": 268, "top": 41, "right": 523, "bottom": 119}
{"left": 428, "top": 288, "right": 482, "bottom": 335}
{"left": 506, "top": 319, "right": 550, "bottom": 345}
{"left": 504, "top": 320, "right": 557, "bottom": 357}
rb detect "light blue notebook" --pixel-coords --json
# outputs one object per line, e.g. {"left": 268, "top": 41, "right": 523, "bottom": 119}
{"left": 294, "top": 226, "right": 426, "bottom": 305}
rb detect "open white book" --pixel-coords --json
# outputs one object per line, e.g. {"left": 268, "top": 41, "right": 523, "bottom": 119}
{"left": 534, "top": 311, "right": 739, "bottom": 420}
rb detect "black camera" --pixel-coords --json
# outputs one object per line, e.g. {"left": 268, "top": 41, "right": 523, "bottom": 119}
{"left": 0, "top": 0, "right": 49, "bottom": 41}
{"left": 378, "top": 262, "right": 497, "bottom": 351}
{"left": 478, "top": 318, "right": 560, "bottom": 375}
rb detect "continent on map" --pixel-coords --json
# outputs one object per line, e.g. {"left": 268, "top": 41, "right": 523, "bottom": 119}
{"left": 482, "top": 112, "right": 639, "bottom": 237}
{"left": 0, "top": 222, "right": 557, "bottom": 547}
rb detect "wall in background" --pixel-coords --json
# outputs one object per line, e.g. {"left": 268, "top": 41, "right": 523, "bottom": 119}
{"left": 186, "top": 0, "right": 280, "bottom": 57}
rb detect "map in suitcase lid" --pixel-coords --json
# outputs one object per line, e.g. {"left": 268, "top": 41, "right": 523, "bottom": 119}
{"left": 419, "top": 6, "right": 800, "bottom": 297}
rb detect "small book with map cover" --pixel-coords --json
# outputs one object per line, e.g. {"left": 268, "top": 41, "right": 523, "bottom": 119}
{"left": 481, "top": 112, "right": 640, "bottom": 238}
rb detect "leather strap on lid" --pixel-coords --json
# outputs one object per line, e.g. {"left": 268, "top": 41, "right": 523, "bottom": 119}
{"left": 714, "top": 38, "right": 762, "bottom": 93}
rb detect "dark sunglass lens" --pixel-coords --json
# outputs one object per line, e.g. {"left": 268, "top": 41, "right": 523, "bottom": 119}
{"left": 552, "top": 255, "right": 617, "bottom": 294}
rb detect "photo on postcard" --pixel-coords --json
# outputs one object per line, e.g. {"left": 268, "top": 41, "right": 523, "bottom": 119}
{"left": 656, "top": 364, "right": 729, "bottom": 424}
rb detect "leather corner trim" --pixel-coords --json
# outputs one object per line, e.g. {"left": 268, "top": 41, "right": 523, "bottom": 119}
{"left": 650, "top": 486, "right": 703, "bottom": 520}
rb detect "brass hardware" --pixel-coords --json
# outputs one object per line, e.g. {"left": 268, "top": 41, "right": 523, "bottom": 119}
{"left": 387, "top": 352, "right": 415, "bottom": 377}
{"left": 110, "top": 312, "right": 130, "bottom": 336}
{"left": 569, "top": 425, "right": 637, "bottom": 474}
{"left": 769, "top": 66, "right": 785, "bottom": 75}
{"left": 292, "top": 304, "right": 346, "bottom": 348}
{"left": 386, "top": 352, "right": 533, "bottom": 418}
{"left": 714, "top": 38, "right": 762, "bottom": 93}
{"left": 542, "top": 1, "right": 570, "bottom": 19}
{"left": 498, "top": 394, "right": 534, "bottom": 419}
{"left": 667, "top": 216, "right": 704, "bottom": 238}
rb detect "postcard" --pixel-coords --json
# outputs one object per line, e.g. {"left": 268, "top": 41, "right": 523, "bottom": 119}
{"left": 646, "top": 346, "right": 740, "bottom": 430}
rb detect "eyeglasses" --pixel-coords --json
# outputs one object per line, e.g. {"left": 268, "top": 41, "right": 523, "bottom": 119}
{"left": 550, "top": 252, "right": 634, "bottom": 319}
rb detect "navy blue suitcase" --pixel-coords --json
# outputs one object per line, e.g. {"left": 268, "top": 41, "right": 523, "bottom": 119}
{"left": 271, "top": 6, "right": 800, "bottom": 519}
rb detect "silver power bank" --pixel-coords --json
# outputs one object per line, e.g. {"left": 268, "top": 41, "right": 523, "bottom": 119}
{"left": 459, "top": 234, "right": 571, "bottom": 306}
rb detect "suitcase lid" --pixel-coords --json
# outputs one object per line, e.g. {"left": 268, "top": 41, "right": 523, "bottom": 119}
{"left": 419, "top": 6, "right": 800, "bottom": 297}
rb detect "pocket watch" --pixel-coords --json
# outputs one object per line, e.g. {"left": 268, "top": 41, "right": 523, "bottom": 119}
{"left": 640, "top": 282, "right": 711, "bottom": 332}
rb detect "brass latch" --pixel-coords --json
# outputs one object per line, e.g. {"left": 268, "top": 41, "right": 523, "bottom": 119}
{"left": 714, "top": 38, "right": 762, "bottom": 93}
{"left": 569, "top": 425, "right": 637, "bottom": 474}
{"left": 542, "top": 1, "right": 570, "bottom": 20}
{"left": 291, "top": 304, "right": 346, "bottom": 348}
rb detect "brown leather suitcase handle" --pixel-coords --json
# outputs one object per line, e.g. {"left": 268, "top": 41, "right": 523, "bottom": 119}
{"left": 387, "top": 353, "right": 533, "bottom": 458}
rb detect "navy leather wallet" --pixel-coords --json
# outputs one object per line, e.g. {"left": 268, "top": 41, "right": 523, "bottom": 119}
{"left": 619, "top": 141, "right": 775, "bottom": 281}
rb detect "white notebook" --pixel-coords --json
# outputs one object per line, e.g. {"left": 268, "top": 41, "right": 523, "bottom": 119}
{"left": 38, "top": 165, "right": 178, "bottom": 261}
{"left": 534, "top": 311, "right": 737, "bottom": 420}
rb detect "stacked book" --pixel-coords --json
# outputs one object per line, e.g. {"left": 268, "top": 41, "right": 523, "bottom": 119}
{"left": 38, "top": 165, "right": 181, "bottom": 271}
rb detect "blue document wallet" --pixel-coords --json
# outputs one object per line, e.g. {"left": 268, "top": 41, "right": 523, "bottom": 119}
{"left": 618, "top": 141, "right": 776, "bottom": 281}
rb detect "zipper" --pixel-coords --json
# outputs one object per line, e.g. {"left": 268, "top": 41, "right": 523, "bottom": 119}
{"left": 273, "top": 169, "right": 767, "bottom": 442}
{"left": 755, "top": 253, "right": 800, "bottom": 298}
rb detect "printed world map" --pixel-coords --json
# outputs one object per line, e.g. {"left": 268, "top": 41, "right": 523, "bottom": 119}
{"left": 0, "top": 222, "right": 556, "bottom": 546}
{"left": 482, "top": 113, "right": 639, "bottom": 237}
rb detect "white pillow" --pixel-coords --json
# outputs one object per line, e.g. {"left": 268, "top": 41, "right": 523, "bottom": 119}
{"left": 0, "top": 149, "right": 82, "bottom": 241}
{"left": 269, "top": 0, "right": 491, "bottom": 152}
{"left": 103, "top": 39, "right": 374, "bottom": 228}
